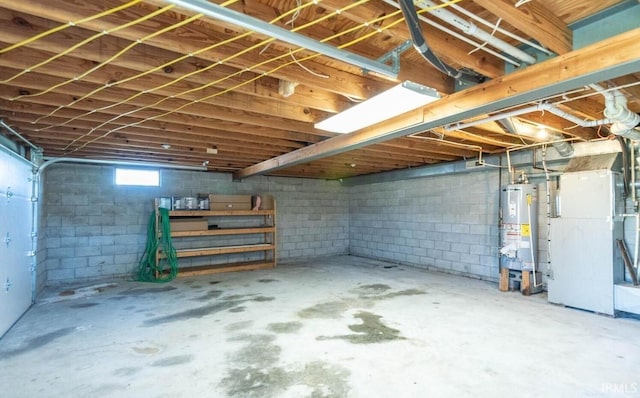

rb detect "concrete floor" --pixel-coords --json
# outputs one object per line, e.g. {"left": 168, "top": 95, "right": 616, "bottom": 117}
{"left": 1, "top": 255, "right": 639, "bottom": 398}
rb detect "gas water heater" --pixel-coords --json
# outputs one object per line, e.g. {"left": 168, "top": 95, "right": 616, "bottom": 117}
{"left": 500, "top": 184, "right": 538, "bottom": 277}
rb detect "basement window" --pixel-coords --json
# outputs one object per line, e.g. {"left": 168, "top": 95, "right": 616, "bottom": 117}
{"left": 114, "top": 168, "right": 160, "bottom": 187}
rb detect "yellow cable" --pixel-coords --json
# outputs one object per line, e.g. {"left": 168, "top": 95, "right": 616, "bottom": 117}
{"left": 8, "top": 5, "right": 181, "bottom": 94}
{"left": 34, "top": 0, "right": 243, "bottom": 126}
{"left": 66, "top": 0, "right": 462, "bottom": 153}
{"left": 60, "top": 0, "right": 330, "bottom": 149}
{"left": 0, "top": 0, "right": 143, "bottom": 54}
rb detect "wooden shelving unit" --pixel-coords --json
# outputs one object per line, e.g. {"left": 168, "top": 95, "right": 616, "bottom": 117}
{"left": 154, "top": 202, "right": 276, "bottom": 276}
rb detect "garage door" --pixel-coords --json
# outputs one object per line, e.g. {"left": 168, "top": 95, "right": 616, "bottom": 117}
{"left": 0, "top": 150, "right": 35, "bottom": 337}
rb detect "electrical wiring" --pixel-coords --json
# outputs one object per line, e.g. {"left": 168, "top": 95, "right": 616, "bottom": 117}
{"left": 4, "top": 5, "right": 177, "bottom": 87}
{"left": 63, "top": 0, "right": 377, "bottom": 153}
{"left": 65, "top": 0, "right": 461, "bottom": 154}
{"left": 0, "top": 0, "right": 143, "bottom": 54}
{"left": 40, "top": 0, "right": 313, "bottom": 134}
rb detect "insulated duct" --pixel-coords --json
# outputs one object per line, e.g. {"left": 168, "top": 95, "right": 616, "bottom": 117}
{"left": 398, "top": 0, "right": 484, "bottom": 84}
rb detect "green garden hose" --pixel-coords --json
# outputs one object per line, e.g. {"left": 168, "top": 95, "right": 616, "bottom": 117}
{"left": 137, "top": 208, "right": 178, "bottom": 282}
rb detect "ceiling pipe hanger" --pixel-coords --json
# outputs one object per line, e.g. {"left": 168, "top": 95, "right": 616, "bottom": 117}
{"left": 161, "top": 0, "right": 399, "bottom": 79}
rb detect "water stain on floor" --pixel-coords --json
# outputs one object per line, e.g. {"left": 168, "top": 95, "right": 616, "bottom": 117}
{"left": 252, "top": 296, "right": 275, "bottom": 302}
{"left": 318, "top": 311, "right": 404, "bottom": 344}
{"left": 132, "top": 346, "right": 161, "bottom": 355}
{"left": 119, "top": 286, "right": 177, "bottom": 297}
{"left": 357, "top": 284, "right": 391, "bottom": 293}
{"left": 191, "top": 289, "right": 224, "bottom": 302}
{"left": 225, "top": 321, "right": 254, "bottom": 332}
{"left": 142, "top": 300, "right": 242, "bottom": 326}
{"left": 267, "top": 321, "right": 303, "bottom": 334}
{"left": 0, "top": 327, "right": 75, "bottom": 359}
{"left": 298, "top": 301, "right": 350, "bottom": 319}
{"left": 229, "top": 306, "right": 246, "bottom": 313}
{"left": 221, "top": 334, "right": 350, "bottom": 397}
{"left": 151, "top": 355, "right": 193, "bottom": 367}
{"left": 377, "top": 289, "right": 426, "bottom": 300}
{"left": 69, "top": 302, "right": 99, "bottom": 309}
{"left": 257, "top": 279, "right": 279, "bottom": 283}
{"left": 223, "top": 294, "right": 256, "bottom": 301}
{"left": 112, "top": 367, "right": 140, "bottom": 377}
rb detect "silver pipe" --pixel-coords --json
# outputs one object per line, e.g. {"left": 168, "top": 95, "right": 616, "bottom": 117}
{"left": 446, "top": 1, "right": 552, "bottom": 55}
{"left": 446, "top": 102, "right": 611, "bottom": 131}
{"left": 414, "top": 0, "right": 536, "bottom": 64}
{"left": 161, "top": 0, "right": 397, "bottom": 78}
{"left": 0, "top": 119, "right": 41, "bottom": 151}
{"left": 381, "top": 0, "right": 521, "bottom": 66}
{"left": 38, "top": 157, "right": 207, "bottom": 176}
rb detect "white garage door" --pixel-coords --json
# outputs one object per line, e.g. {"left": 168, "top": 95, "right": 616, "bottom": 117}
{"left": 0, "top": 149, "right": 35, "bottom": 337}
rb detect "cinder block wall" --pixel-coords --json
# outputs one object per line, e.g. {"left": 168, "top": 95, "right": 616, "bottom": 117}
{"left": 42, "top": 164, "right": 348, "bottom": 284}
{"left": 348, "top": 171, "right": 502, "bottom": 281}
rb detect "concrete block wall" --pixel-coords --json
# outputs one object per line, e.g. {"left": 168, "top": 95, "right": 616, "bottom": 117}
{"left": 349, "top": 170, "right": 502, "bottom": 281}
{"left": 42, "top": 164, "right": 348, "bottom": 284}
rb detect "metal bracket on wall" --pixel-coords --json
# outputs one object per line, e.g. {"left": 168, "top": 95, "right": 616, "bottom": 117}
{"left": 5, "top": 187, "right": 12, "bottom": 202}
{"left": 4, "top": 232, "right": 10, "bottom": 247}
{"left": 4, "top": 277, "right": 12, "bottom": 293}
{"left": 364, "top": 40, "right": 413, "bottom": 76}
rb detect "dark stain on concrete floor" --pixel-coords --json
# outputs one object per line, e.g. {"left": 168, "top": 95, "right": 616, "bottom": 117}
{"left": 252, "top": 296, "right": 275, "bottom": 302}
{"left": 119, "top": 286, "right": 177, "bottom": 296}
{"left": 151, "top": 355, "right": 194, "bottom": 367}
{"left": 298, "top": 301, "right": 350, "bottom": 319}
{"left": 142, "top": 300, "right": 242, "bottom": 326}
{"left": 257, "top": 279, "right": 279, "bottom": 283}
{"left": 191, "top": 289, "right": 224, "bottom": 302}
{"left": 221, "top": 334, "right": 350, "bottom": 397}
{"left": 0, "top": 327, "right": 75, "bottom": 358}
{"left": 68, "top": 302, "right": 99, "bottom": 308}
{"left": 318, "top": 311, "right": 404, "bottom": 344}
{"left": 267, "top": 321, "right": 303, "bottom": 334}
{"left": 357, "top": 283, "right": 391, "bottom": 293}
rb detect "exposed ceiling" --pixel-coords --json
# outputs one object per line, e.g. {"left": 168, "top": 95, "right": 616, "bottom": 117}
{"left": 0, "top": 0, "right": 639, "bottom": 179}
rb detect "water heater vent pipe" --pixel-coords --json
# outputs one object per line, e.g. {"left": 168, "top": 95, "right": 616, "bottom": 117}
{"left": 590, "top": 84, "right": 640, "bottom": 140}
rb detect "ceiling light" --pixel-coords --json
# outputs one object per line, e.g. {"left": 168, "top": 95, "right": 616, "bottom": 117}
{"left": 314, "top": 81, "right": 440, "bottom": 134}
{"left": 161, "top": 143, "right": 171, "bottom": 149}
{"left": 206, "top": 146, "right": 218, "bottom": 154}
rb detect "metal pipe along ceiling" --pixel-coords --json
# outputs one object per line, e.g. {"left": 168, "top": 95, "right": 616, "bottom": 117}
{"left": 413, "top": 0, "right": 536, "bottom": 64}
{"left": 161, "top": 0, "right": 398, "bottom": 78}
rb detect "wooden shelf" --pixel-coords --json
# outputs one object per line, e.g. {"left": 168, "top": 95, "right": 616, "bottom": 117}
{"left": 177, "top": 261, "right": 275, "bottom": 277}
{"left": 169, "top": 209, "right": 274, "bottom": 217}
{"left": 171, "top": 226, "right": 275, "bottom": 238}
{"left": 175, "top": 243, "right": 275, "bottom": 258}
{"left": 154, "top": 198, "right": 276, "bottom": 278}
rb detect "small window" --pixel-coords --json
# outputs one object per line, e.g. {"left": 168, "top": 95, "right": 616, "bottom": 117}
{"left": 115, "top": 168, "right": 160, "bottom": 186}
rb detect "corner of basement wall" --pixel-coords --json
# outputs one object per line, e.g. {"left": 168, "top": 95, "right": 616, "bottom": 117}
{"left": 347, "top": 169, "right": 502, "bottom": 282}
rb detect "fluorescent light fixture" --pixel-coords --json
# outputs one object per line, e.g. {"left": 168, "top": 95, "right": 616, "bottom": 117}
{"left": 314, "top": 81, "right": 440, "bottom": 134}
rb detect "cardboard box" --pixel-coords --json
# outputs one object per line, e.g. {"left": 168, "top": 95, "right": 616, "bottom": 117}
{"left": 209, "top": 194, "right": 252, "bottom": 210}
{"left": 170, "top": 218, "right": 208, "bottom": 232}
{"left": 252, "top": 194, "right": 274, "bottom": 210}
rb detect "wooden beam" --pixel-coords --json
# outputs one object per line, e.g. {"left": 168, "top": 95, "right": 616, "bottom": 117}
{"left": 234, "top": 28, "right": 640, "bottom": 179}
{"left": 473, "top": 0, "right": 572, "bottom": 55}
